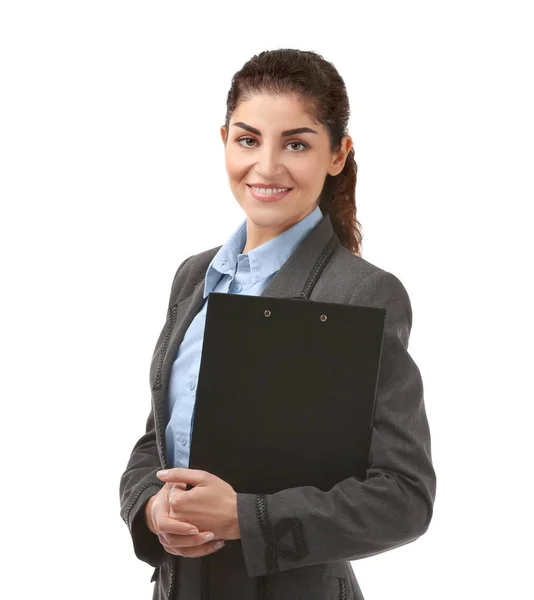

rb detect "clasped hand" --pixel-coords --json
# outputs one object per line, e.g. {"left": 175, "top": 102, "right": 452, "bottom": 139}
{"left": 145, "top": 468, "right": 240, "bottom": 558}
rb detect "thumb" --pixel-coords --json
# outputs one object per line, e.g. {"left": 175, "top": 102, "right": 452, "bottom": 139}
{"left": 157, "top": 467, "right": 208, "bottom": 487}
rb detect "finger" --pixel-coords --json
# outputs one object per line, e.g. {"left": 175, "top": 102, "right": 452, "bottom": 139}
{"left": 162, "top": 543, "right": 182, "bottom": 556}
{"left": 155, "top": 517, "right": 202, "bottom": 536}
{"left": 166, "top": 481, "right": 187, "bottom": 491}
{"left": 168, "top": 540, "right": 225, "bottom": 559}
{"left": 151, "top": 489, "right": 198, "bottom": 534}
{"left": 157, "top": 513, "right": 209, "bottom": 536}
{"left": 168, "top": 483, "right": 186, "bottom": 518}
{"left": 161, "top": 480, "right": 186, "bottom": 512}
{"left": 160, "top": 531, "right": 216, "bottom": 548}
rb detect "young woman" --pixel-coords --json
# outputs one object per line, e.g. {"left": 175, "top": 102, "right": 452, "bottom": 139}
{"left": 119, "top": 48, "right": 436, "bottom": 600}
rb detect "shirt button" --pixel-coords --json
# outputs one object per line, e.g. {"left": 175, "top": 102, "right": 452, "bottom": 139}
{"left": 180, "top": 436, "right": 187, "bottom": 446}
{"left": 232, "top": 283, "right": 242, "bottom": 292}
{"left": 189, "top": 381, "right": 196, "bottom": 390}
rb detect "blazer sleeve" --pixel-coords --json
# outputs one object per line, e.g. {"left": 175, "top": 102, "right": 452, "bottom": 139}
{"left": 119, "top": 255, "right": 193, "bottom": 568}
{"left": 236, "top": 269, "right": 437, "bottom": 578}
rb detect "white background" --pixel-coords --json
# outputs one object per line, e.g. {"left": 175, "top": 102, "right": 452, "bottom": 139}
{"left": 1, "top": 1, "right": 532, "bottom": 598}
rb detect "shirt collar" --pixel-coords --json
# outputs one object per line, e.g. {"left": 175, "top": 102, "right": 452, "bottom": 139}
{"left": 203, "top": 204, "right": 324, "bottom": 299}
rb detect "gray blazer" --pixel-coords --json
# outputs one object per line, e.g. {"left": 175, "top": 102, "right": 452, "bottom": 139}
{"left": 119, "top": 211, "right": 437, "bottom": 600}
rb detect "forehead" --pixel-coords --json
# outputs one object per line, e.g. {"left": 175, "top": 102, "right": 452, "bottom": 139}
{"left": 231, "top": 93, "right": 319, "bottom": 128}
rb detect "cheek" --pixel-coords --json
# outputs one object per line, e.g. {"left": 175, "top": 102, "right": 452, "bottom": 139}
{"left": 291, "top": 161, "right": 323, "bottom": 188}
{"left": 225, "top": 149, "right": 250, "bottom": 181}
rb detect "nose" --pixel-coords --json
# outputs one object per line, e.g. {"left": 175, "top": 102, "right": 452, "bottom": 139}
{"left": 254, "top": 144, "right": 286, "bottom": 180}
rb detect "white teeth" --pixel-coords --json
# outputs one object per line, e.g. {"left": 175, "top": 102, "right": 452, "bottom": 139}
{"left": 251, "top": 186, "right": 290, "bottom": 194}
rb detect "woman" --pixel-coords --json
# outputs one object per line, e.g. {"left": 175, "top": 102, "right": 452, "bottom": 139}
{"left": 119, "top": 48, "right": 436, "bottom": 600}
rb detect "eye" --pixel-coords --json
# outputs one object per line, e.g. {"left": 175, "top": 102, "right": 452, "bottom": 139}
{"left": 287, "top": 141, "right": 308, "bottom": 152}
{"left": 237, "top": 137, "right": 257, "bottom": 148}
{"left": 236, "top": 137, "right": 309, "bottom": 152}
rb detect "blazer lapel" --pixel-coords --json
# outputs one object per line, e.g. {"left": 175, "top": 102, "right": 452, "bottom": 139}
{"left": 259, "top": 211, "right": 337, "bottom": 300}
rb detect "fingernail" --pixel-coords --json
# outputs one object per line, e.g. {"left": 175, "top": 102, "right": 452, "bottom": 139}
{"left": 204, "top": 532, "right": 215, "bottom": 541}
{"left": 214, "top": 541, "right": 225, "bottom": 550}
{"left": 188, "top": 529, "right": 199, "bottom": 535}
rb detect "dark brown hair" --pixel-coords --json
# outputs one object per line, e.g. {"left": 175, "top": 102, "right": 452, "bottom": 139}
{"left": 223, "top": 48, "right": 363, "bottom": 256}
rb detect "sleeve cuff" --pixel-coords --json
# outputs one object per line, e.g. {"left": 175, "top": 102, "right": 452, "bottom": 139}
{"left": 127, "top": 484, "right": 166, "bottom": 568}
{"left": 237, "top": 492, "right": 268, "bottom": 577}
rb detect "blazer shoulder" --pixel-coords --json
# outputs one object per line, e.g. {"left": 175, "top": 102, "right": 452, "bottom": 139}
{"left": 335, "top": 246, "right": 401, "bottom": 291}
{"left": 334, "top": 248, "right": 413, "bottom": 334}
{"left": 338, "top": 246, "right": 382, "bottom": 278}
{"left": 336, "top": 246, "right": 409, "bottom": 294}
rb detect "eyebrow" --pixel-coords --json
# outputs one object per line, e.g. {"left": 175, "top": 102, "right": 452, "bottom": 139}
{"left": 231, "top": 121, "right": 318, "bottom": 137}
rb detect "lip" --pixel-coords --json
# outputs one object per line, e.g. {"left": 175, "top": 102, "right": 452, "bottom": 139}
{"left": 247, "top": 184, "right": 292, "bottom": 203}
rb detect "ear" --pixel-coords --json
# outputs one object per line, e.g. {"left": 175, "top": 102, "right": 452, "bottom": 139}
{"left": 220, "top": 125, "right": 228, "bottom": 146}
{"left": 327, "top": 135, "right": 353, "bottom": 177}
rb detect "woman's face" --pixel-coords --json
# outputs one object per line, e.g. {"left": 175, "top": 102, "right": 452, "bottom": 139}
{"left": 221, "top": 93, "right": 351, "bottom": 249}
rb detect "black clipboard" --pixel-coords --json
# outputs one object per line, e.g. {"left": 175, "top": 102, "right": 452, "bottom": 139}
{"left": 188, "top": 292, "right": 386, "bottom": 494}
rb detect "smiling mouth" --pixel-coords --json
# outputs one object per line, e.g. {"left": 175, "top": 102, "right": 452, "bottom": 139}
{"left": 246, "top": 184, "right": 294, "bottom": 202}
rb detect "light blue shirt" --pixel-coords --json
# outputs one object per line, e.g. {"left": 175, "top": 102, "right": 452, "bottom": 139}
{"left": 165, "top": 204, "right": 324, "bottom": 467}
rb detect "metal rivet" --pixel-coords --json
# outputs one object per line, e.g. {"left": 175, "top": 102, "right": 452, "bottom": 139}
{"left": 264, "top": 309, "right": 271, "bottom": 317}
{"left": 320, "top": 314, "right": 327, "bottom": 321}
